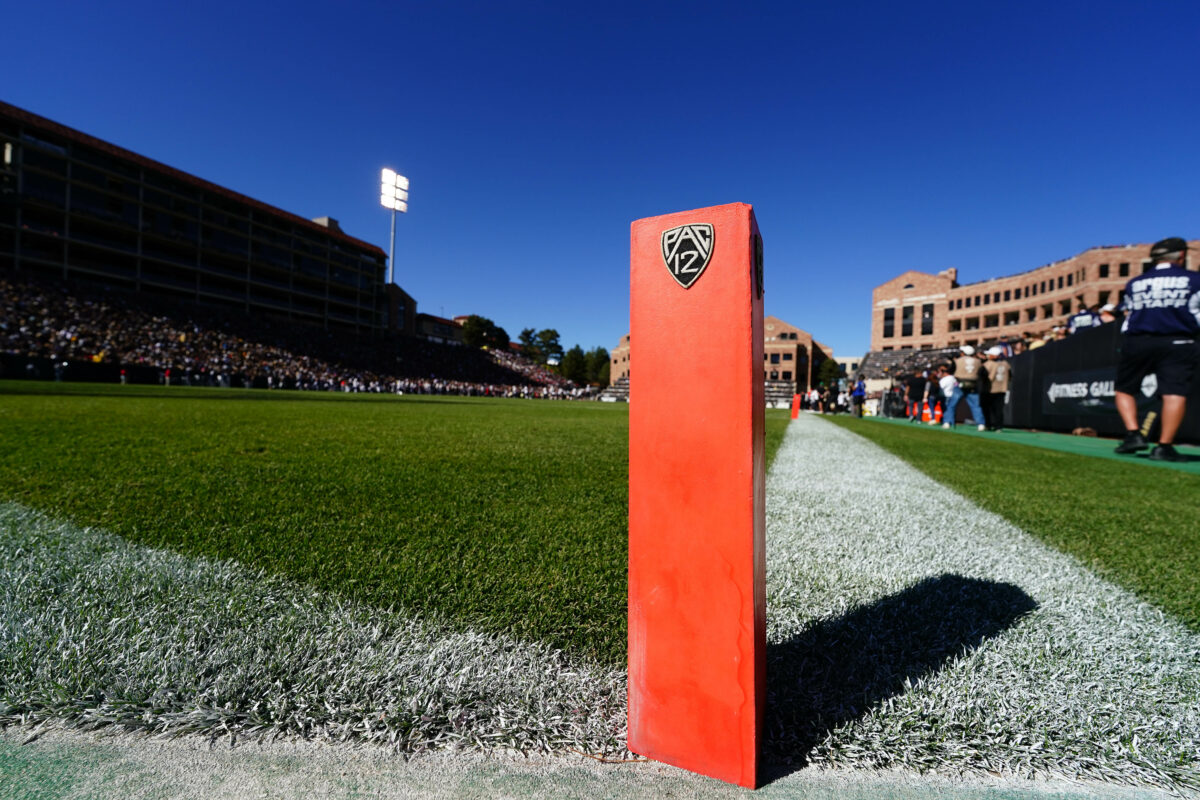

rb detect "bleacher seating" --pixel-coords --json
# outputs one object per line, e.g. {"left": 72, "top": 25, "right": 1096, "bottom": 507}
{"left": 598, "top": 376, "right": 629, "bottom": 402}
{"left": 764, "top": 381, "right": 796, "bottom": 408}
{"left": 858, "top": 347, "right": 961, "bottom": 379}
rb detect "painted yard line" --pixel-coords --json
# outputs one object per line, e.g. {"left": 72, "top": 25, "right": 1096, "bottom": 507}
{"left": 762, "top": 415, "right": 1200, "bottom": 792}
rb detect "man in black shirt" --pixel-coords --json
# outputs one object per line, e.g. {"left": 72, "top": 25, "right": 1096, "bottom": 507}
{"left": 1113, "top": 237, "right": 1200, "bottom": 462}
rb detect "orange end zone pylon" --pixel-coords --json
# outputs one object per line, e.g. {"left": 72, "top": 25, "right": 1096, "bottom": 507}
{"left": 628, "top": 203, "right": 766, "bottom": 789}
{"left": 791, "top": 393, "right": 802, "bottom": 419}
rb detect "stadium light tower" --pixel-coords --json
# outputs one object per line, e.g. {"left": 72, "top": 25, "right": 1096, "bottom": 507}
{"left": 380, "top": 168, "right": 409, "bottom": 285}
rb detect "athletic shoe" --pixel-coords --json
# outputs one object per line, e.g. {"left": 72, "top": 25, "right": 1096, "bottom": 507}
{"left": 942, "top": 423, "right": 951, "bottom": 429}
{"left": 1148, "top": 444, "right": 1187, "bottom": 462}
{"left": 977, "top": 424, "right": 986, "bottom": 431}
{"left": 1114, "top": 432, "right": 1149, "bottom": 454}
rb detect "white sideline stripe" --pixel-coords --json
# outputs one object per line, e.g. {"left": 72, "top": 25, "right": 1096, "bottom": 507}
{"left": 764, "top": 415, "right": 1200, "bottom": 787}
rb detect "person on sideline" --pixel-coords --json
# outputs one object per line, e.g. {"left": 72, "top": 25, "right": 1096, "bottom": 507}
{"left": 982, "top": 346, "right": 1013, "bottom": 431}
{"left": 952, "top": 345, "right": 987, "bottom": 431}
{"left": 938, "top": 364, "right": 961, "bottom": 429}
{"left": 851, "top": 375, "right": 866, "bottom": 417}
{"left": 1113, "top": 237, "right": 1200, "bottom": 462}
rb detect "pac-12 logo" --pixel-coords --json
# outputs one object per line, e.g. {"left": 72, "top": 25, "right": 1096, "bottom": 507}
{"left": 661, "top": 223, "right": 714, "bottom": 289}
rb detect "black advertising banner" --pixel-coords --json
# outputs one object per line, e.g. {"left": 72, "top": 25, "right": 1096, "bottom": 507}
{"left": 1041, "top": 367, "right": 1161, "bottom": 416}
{"left": 1009, "top": 322, "right": 1199, "bottom": 442}
{"left": 1042, "top": 367, "right": 1119, "bottom": 415}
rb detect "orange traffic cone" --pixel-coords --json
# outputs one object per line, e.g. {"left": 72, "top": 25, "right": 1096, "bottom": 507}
{"left": 933, "top": 403, "right": 943, "bottom": 423}
{"left": 921, "top": 402, "right": 931, "bottom": 423}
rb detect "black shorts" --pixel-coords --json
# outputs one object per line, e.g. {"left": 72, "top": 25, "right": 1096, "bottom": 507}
{"left": 1116, "top": 334, "right": 1200, "bottom": 396}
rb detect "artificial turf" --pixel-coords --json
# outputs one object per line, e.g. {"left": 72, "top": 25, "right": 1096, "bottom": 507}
{"left": 0, "top": 382, "right": 791, "bottom": 666}
{"left": 824, "top": 415, "right": 1200, "bottom": 631}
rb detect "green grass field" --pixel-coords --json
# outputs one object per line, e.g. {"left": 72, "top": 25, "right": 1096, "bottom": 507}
{"left": 0, "top": 382, "right": 790, "bottom": 666}
{"left": 825, "top": 415, "right": 1200, "bottom": 631}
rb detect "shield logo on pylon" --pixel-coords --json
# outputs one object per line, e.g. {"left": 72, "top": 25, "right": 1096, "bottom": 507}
{"left": 661, "top": 223, "right": 714, "bottom": 289}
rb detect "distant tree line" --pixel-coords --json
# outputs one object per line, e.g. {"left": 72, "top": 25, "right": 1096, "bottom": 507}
{"left": 459, "top": 315, "right": 610, "bottom": 387}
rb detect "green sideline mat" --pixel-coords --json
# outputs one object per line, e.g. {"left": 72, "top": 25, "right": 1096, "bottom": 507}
{"left": 856, "top": 414, "right": 1200, "bottom": 475}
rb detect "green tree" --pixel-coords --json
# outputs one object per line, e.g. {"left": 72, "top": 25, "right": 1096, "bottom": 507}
{"left": 585, "top": 346, "right": 610, "bottom": 387}
{"left": 518, "top": 328, "right": 540, "bottom": 361}
{"left": 535, "top": 329, "right": 563, "bottom": 365}
{"left": 816, "top": 357, "right": 842, "bottom": 389}
{"left": 560, "top": 345, "right": 588, "bottom": 384}
{"left": 461, "top": 315, "right": 509, "bottom": 350}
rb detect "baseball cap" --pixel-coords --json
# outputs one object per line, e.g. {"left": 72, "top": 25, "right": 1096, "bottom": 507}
{"left": 960, "top": 345, "right": 975, "bottom": 355}
{"left": 986, "top": 346, "right": 1003, "bottom": 356}
{"left": 1149, "top": 237, "right": 1188, "bottom": 261}
{"left": 1100, "top": 303, "right": 1116, "bottom": 312}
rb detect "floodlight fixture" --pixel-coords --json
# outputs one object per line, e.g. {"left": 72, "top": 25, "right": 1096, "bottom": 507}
{"left": 380, "top": 167, "right": 410, "bottom": 285}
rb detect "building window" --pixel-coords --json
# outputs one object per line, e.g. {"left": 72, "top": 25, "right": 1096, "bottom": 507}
{"left": 1004, "top": 290, "right": 1011, "bottom": 302}
{"left": 965, "top": 316, "right": 980, "bottom": 330}
{"left": 948, "top": 319, "right": 962, "bottom": 332}
{"left": 1098, "top": 263, "right": 1109, "bottom": 278}
{"left": 782, "top": 371, "right": 792, "bottom": 380}
{"left": 1119, "top": 262, "right": 1129, "bottom": 277}
{"left": 1040, "top": 280, "right": 1046, "bottom": 293}
{"left": 783, "top": 353, "right": 793, "bottom": 361}
{"left": 883, "top": 346, "right": 893, "bottom": 351}
{"left": 1026, "top": 307, "right": 1037, "bottom": 322}
{"left": 770, "top": 353, "right": 780, "bottom": 364}
{"left": 1004, "top": 311, "right": 1019, "bottom": 325}
{"left": 1098, "top": 290, "right": 1110, "bottom": 306}
{"left": 769, "top": 371, "right": 778, "bottom": 380}
{"left": 883, "top": 307, "right": 895, "bottom": 338}
{"left": 921, "top": 303, "right": 934, "bottom": 335}
{"left": 1060, "top": 300, "right": 1071, "bottom": 315}
{"left": 984, "top": 314, "right": 999, "bottom": 328}
{"left": 1042, "top": 303, "right": 1052, "bottom": 318}
{"left": 1067, "top": 274, "right": 1073, "bottom": 287}
{"left": 901, "top": 305, "right": 913, "bottom": 336}
{"left": 1142, "top": 261, "right": 1153, "bottom": 274}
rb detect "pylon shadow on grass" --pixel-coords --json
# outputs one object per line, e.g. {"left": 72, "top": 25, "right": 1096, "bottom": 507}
{"left": 761, "top": 573, "right": 1037, "bottom": 783}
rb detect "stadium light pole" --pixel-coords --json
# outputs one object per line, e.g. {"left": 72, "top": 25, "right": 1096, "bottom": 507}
{"left": 380, "top": 168, "right": 409, "bottom": 285}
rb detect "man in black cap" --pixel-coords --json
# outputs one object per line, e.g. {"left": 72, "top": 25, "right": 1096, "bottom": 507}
{"left": 1113, "top": 237, "right": 1200, "bottom": 461}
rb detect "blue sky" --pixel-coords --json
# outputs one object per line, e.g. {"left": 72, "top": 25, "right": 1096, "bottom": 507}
{"left": 5, "top": 0, "right": 1197, "bottom": 358}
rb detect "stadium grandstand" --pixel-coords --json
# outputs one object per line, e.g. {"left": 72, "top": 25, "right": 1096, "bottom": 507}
{"left": 0, "top": 100, "right": 592, "bottom": 398}
{"left": 0, "top": 273, "right": 585, "bottom": 397}
{"left": 0, "top": 100, "right": 419, "bottom": 337}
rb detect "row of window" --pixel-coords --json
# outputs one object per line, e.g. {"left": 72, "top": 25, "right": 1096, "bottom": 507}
{"left": 764, "top": 352, "right": 795, "bottom": 363}
{"left": 16, "top": 141, "right": 376, "bottom": 263}
{"left": 764, "top": 371, "right": 793, "bottom": 381}
{"left": 945, "top": 292, "right": 1114, "bottom": 331}
{"left": 13, "top": 186, "right": 380, "bottom": 287}
{"left": 881, "top": 303, "right": 934, "bottom": 338}
{"left": 947, "top": 262, "right": 1147, "bottom": 311}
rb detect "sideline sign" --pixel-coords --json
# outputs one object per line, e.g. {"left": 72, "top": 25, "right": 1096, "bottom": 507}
{"left": 628, "top": 203, "right": 766, "bottom": 789}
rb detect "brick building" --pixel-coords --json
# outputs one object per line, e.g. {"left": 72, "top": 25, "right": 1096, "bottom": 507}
{"left": 0, "top": 100, "right": 414, "bottom": 336}
{"left": 870, "top": 242, "right": 1199, "bottom": 352}
{"left": 609, "top": 315, "right": 832, "bottom": 395}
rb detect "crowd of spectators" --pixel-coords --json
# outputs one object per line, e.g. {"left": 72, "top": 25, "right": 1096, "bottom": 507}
{"left": 0, "top": 275, "right": 591, "bottom": 399}
{"left": 878, "top": 344, "right": 1015, "bottom": 430}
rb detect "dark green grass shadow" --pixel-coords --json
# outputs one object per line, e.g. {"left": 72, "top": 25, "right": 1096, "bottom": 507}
{"left": 762, "top": 574, "right": 1037, "bottom": 782}
{"left": 824, "top": 415, "right": 1200, "bottom": 631}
